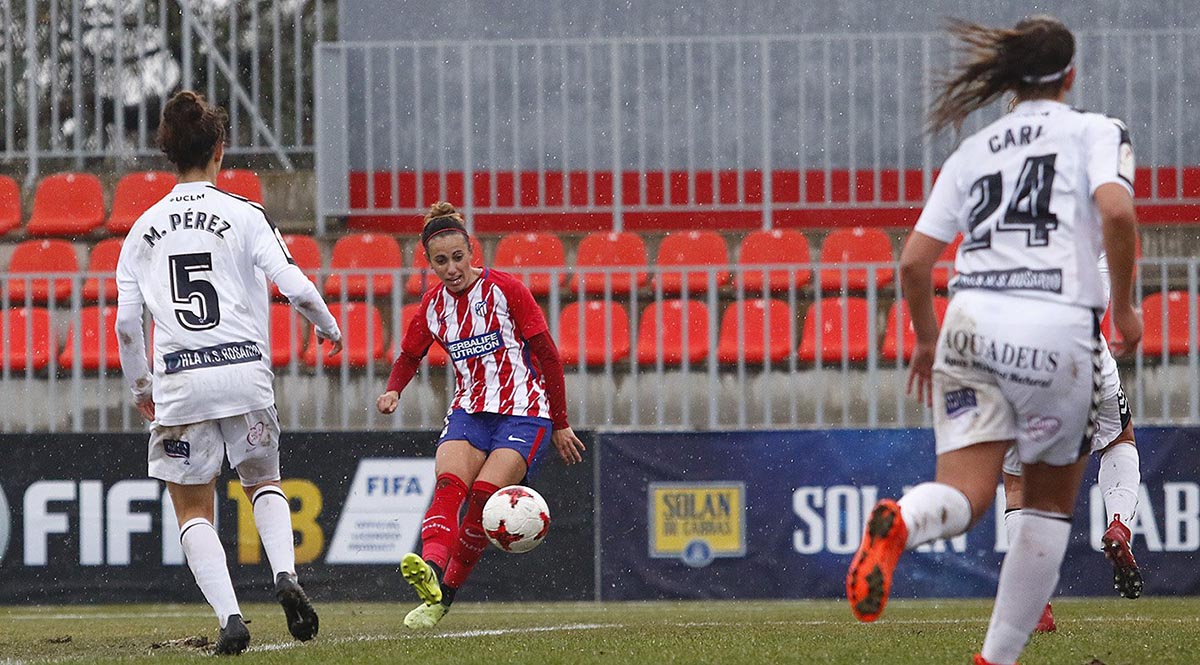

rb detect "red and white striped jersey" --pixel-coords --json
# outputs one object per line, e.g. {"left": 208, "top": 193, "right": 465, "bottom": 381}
{"left": 402, "top": 269, "right": 551, "bottom": 418}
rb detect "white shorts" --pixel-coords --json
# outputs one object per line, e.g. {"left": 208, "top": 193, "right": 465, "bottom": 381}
{"left": 148, "top": 407, "right": 282, "bottom": 486}
{"left": 1003, "top": 339, "right": 1130, "bottom": 475}
{"left": 932, "top": 291, "right": 1102, "bottom": 469}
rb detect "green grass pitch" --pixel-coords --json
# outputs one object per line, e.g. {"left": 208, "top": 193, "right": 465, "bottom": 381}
{"left": 1, "top": 598, "right": 1196, "bottom": 664}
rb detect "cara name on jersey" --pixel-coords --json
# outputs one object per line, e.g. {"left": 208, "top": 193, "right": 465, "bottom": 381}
{"left": 403, "top": 269, "right": 551, "bottom": 419}
{"left": 915, "top": 99, "right": 1134, "bottom": 311}
{"left": 116, "top": 182, "right": 296, "bottom": 426}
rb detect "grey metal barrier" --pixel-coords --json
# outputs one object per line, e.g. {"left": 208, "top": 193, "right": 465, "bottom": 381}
{"left": 0, "top": 0, "right": 335, "bottom": 186}
{"left": 1, "top": 258, "right": 1198, "bottom": 433}
{"left": 315, "top": 30, "right": 1200, "bottom": 232}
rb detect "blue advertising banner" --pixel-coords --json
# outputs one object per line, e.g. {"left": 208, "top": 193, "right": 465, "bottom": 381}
{"left": 0, "top": 431, "right": 594, "bottom": 604}
{"left": 598, "top": 427, "right": 1200, "bottom": 601}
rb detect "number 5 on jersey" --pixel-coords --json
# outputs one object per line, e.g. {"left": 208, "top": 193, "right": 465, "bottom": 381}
{"left": 171, "top": 253, "right": 222, "bottom": 331}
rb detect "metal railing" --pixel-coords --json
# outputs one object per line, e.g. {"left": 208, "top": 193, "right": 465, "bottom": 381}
{"left": 0, "top": 0, "right": 335, "bottom": 186}
{"left": 2, "top": 258, "right": 1198, "bottom": 433}
{"left": 315, "top": 30, "right": 1200, "bottom": 232}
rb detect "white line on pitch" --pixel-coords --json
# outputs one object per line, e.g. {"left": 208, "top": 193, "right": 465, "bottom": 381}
{"left": 250, "top": 623, "right": 621, "bottom": 652}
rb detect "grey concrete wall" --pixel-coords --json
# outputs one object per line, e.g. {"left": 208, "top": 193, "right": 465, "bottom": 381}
{"left": 339, "top": 0, "right": 1197, "bottom": 41}
{"left": 321, "top": 1, "right": 1198, "bottom": 185}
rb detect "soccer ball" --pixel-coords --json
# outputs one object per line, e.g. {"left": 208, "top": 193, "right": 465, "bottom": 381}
{"left": 482, "top": 485, "right": 551, "bottom": 554}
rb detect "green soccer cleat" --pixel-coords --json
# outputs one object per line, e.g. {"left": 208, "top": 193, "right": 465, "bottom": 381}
{"left": 400, "top": 552, "right": 443, "bottom": 606}
{"left": 404, "top": 601, "right": 449, "bottom": 629}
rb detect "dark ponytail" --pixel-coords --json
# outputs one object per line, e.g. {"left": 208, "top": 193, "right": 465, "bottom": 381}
{"left": 157, "top": 90, "right": 229, "bottom": 172}
{"left": 928, "top": 15, "right": 1075, "bottom": 135}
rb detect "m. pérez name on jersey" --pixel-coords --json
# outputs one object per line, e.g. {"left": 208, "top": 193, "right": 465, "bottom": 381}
{"left": 142, "top": 197, "right": 232, "bottom": 248}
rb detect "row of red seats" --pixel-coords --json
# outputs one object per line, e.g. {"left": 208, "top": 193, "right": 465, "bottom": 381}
{"left": 2, "top": 227, "right": 946, "bottom": 305}
{"left": 0, "top": 170, "right": 263, "bottom": 238}
{"left": 6, "top": 290, "right": 1194, "bottom": 374}
{"left": 302, "top": 227, "right": 922, "bottom": 299}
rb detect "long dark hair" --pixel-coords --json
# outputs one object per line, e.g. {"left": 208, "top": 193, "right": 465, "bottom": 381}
{"left": 156, "top": 90, "right": 229, "bottom": 172}
{"left": 928, "top": 15, "right": 1075, "bottom": 135}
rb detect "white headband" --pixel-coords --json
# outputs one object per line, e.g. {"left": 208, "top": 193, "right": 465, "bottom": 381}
{"left": 1021, "top": 62, "right": 1073, "bottom": 85}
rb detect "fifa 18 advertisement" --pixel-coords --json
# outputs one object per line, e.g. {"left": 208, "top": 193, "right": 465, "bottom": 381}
{"left": 0, "top": 431, "right": 594, "bottom": 604}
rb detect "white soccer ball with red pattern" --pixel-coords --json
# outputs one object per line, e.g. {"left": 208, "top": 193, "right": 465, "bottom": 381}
{"left": 482, "top": 485, "right": 551, "bottom": 554}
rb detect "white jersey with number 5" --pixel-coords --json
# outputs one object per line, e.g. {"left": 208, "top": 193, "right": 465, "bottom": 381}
{"left": 915, "top": 99, "right": 1134, "bottom": 310}
{"left": 116, "top": 182, "right": 296, "bottom": 426}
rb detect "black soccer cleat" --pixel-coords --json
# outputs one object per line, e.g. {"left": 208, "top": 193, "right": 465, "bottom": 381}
{"left": 214, "top": 614, "right": 250, "bottom": 656}
{"left": 275, "top": 572, "right": 320, "bottom": 641}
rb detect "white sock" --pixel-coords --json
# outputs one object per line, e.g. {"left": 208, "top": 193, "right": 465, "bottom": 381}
{"left": 897, "top": 482, "right": 972, "bottom": 549}
{"left": 252, "top": 486, "right": 296, "bottom": 579}
{"left": 1098, "top": 443, "right": 1140, "bottom": 525}
{"left": 980, "top": 510, "right": 1071, "bottom": 665}
{"left": 1003, "top": 509, "right": 1024, "bottom": 550}
{"left": 179, "top": 518, "right": 241, "bottom": 627}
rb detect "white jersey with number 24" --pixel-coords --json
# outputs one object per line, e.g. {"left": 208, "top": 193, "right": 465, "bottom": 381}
{"left": 915, "top": 99, "right": 1134, "bottom": 311}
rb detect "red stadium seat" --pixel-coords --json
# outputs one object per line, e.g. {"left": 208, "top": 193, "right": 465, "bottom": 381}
{"left": 303, "top": 302, "right": 389, "bottom": 368}
{"left": 271, "top": 234, "right": 323, "bottom": 300}
{"left": 569, "top": 231, "right": 649, "bottom": 296}
{"left": 58, "top": 305, "right": 121, "bottom": 371}
{"left": 818, "top": 227, "right": 895, "bottom": 293}
{"left": 26, "top": 172, "right": 105, "bottom": 237}
{"left": 737, "top": 229, "right": 813, "bottom": 293}
{"left": 0, "top": 174, "right": 21, "bottom": 236}
{"left": 269, "top": 303, "right": 306, "bottom": 367}
{"left": 6, "top": 239, "right": 79, "bottom": 304}
{"left": 493, "top": 232, "right": 566, "bottom": 297}
{"left": 405, "top": 235, "right": 484, "bottom": 297}
{"left": 82, "top": 237, "right": 123, "bottom": 303}
{"left": 558, "top": 301, "right": 631, "bottom": 367}
{"left": 324, "top": 233, "right": 401, "bottom": 300}
{"left": 216, "top": 169, "right": 263, "bottom": 203}
{"left": 106, "top": 171, "right": 177, "bottom": 235}
{"left": 0, "top": 307, "right": 55, "bottom": 372}
{"left": 635, "top": 299, "right": 711, "bottom": 366}
{"left": 931, "top": 234, "right": 962, "bottom": 291}
{"left": 399, "top": 303, "right": 450, "bottom": 366}
{"left": 798, "top": 297, "right": 872, "bottom": 363}
{"left": 655, "top": 230, "right": 730, "bottom": 295}
{"left": 1141, "top": 291, "right": 1197, "bottom": 357}
{"left": 717, "top": 299, "right": 794, "bottom": 364}
{"left": 881, "top": 296, "right": 950, "bottom": 362}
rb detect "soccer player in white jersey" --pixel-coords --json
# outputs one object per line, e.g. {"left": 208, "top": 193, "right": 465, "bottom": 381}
{"left": 1004, "top": 254, "right": 1143, "bottom": 634}
{"left": 115, "top": 90, "right": 343, "bottom": 655}
{"left": 376, "top": 202, "right": 586, "bottom": 629}
{"left": 843, "top": 16, "right": 1142, "bottom": 665}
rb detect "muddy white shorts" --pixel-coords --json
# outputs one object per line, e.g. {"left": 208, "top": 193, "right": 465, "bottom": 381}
{"left": 1003, "top": 339, "right": 1129, "bottom": 475}
{"left": 148, "top": 406, "right": 282, "bottom": 486}
{"left": 932, "top": 291, "right": 1102, "bottom": 468}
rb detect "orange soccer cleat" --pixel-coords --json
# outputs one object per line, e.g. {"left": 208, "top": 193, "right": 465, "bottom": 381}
{"left": 846, "top": 499, "right": 908, "bottom": 622}
{"left": 1034, "top": 602, "right": 1056, "bottom": 633}
{"left": 1102, "top": 517, "right": 1143, "bottom": 599}
{"left": 973, "top": 653, "right": 1013, "bottom": 665}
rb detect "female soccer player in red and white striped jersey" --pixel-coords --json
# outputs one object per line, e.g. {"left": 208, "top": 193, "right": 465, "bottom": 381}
{"left": 376, "top": 202, "right": 586, "bottom": 629}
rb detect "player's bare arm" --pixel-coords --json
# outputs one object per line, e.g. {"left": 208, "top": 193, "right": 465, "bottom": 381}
{"left": 898, "top": 230, "right": 947, "bottom": 406}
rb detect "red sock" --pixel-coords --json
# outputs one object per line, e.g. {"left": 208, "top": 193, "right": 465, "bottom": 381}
{"left": 442, "top": 480, "right": 500, "bottom": 590}
{"left": 421, "top": 473, "right": 468, "bottom": 570}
